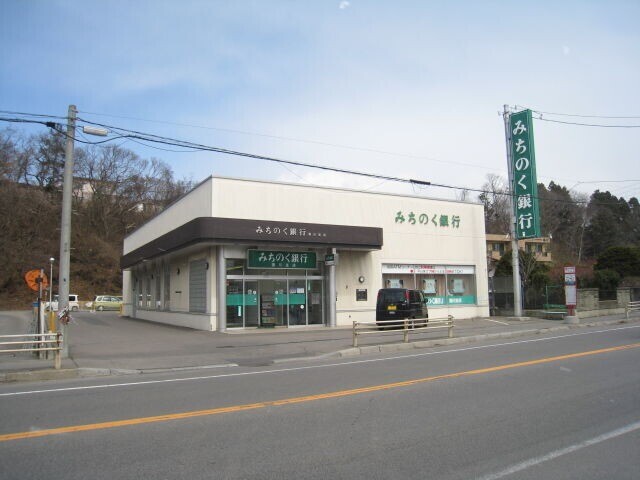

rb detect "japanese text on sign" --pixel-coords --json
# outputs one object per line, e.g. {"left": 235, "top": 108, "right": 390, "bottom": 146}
{"left": 254, "top": 225, "right": 327, "bottom": 238}
{"left": 509, "top": 109, "right": 541, "bottom": 239}
{"left": 394, "top": 211, "right": 461, "bottom": 228}
{"left": 247, "top": 250, "right": 317, "bottom": 269}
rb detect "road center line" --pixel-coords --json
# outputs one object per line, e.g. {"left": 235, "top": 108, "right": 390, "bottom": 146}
{"left": 0, "top": 325, "right": 640, "bottom": 397}
{"left": 1, "top": 324, "right": 639, "bottom": 398}
{"left": 1, "top": 341, "right": 639, "bottom": 443}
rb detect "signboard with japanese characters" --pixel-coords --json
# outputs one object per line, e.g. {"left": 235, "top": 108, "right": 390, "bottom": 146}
{"left": 564, "top": 266, "right": 577, "bottom": 307}
{"left": 247, "top": 250, "right": 317, "bottom": 269}
{"left": 509, "top": 109, "right": 541, "bottom": 239}
{"left": 394, "top": 211, "right": 461, "bottom": 229}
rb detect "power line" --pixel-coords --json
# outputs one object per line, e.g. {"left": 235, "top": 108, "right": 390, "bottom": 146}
{"left": 77, "top": 109, "right": 504, "bottom": 173}
{"left": 76, "top": 116, "right": 630, "bottom": 207}
{"left": 520, "top": 106, "right": 640, "bottom": 120}
{"left": 2, "top": 113, "right": 637, "bottom": 208}
{"left": 534, "top": 116, "right": 640, "bottom": 128}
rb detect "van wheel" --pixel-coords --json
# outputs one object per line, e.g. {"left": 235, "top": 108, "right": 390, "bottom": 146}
{"left": 71, "top": 306, "right": 78, "bottom": 312}
{"left": 97, "top": 306, "right": 104, "bottom": 311}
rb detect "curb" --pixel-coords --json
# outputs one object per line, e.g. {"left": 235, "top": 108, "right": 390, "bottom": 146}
{"left": 0, "top": 363, "right": 238, "bottom": 384}
{"left": 328, "top": 318, "right": 633, "bottom": 359}
{"left": 1, "top": 318, "right": 636, "bottom": 383}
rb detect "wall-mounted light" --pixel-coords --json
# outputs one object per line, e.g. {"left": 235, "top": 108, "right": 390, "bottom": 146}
{"left": 358, "top": 276, "right": 365, "bottom": 284}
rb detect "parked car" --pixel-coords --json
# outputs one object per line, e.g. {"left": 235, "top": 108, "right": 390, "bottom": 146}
{"left": 376, "top": 288, "right": 428, "bottom": 328}
{"left": 44, "top": 294, "right": 80, "bottom": 312}
{"left": 86, "top": 295, "right": 123, "bottom": 311}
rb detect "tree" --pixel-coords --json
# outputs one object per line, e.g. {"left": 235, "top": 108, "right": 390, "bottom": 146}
{"left": 0, "top": 129, "right": 192, "bottom": 309}
{"left": 479, "top": 174, "right": 511, "bottom": 234}
{"left": 583, "top": 190, "right": 636, "bottom": 258}
{"left": 493, "top": 249, "right": 550, "bottom": 288}
{"left": 594, "top": 246, "right": 640, "bottom": 278}
{"left": 537, "top": 182, "right": 586, "bottom": 262}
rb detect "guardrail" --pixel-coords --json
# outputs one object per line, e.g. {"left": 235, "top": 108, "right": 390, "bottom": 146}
{"left": 352, "top": 316, "right": 454, "bottom": 347}
{"left": 0, "top": 333, "right": 63, "bottom": 369}
{"left": 626, "top": 301, "right": 640, "bottom": 320}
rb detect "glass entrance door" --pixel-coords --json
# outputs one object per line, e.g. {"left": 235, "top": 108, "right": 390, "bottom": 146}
{"left": 226, "top": 273, "right": 325, "bottom": 328}
{"left": 259, "top": 279, "right": 287, "bottom": 326}
{"left": 307, "top": 279, "right": 323, "bottom": 325}
{"left": 245, "top": 281, "right": 259, "bottom": 327}
{"left": 288, "top": 279, "right": 306, "bottom": 326}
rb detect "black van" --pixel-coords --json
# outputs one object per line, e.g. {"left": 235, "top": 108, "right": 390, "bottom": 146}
{"left": 376, "top": 288, "right": 429, "bottom": 327}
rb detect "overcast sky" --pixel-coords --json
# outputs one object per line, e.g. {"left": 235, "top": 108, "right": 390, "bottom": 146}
{"left": 1, "top": 0, "right": 639, "bottom": 201}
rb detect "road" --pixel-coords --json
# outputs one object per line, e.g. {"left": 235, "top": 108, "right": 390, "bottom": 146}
{"left": 1, "top": 324, "right": 639, "bottom": 479}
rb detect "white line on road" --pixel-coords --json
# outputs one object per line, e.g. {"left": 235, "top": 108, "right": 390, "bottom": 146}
{"left": 1, "top": 324, "right": 639, "bottom": 398}
{"left": 484, "top": 318, "right": 510, "bottom": 325}
{"left": 478, "top": 420, "right": 640, "bottom": 480}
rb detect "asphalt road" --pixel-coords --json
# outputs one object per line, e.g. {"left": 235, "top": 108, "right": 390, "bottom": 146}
{"left": 1, "top": 324, "right": 639, "bottom": 479}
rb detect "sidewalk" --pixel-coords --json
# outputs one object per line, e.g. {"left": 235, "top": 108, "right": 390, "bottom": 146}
{"left": 1, "top": 309, "right": 637, "bottom": 383}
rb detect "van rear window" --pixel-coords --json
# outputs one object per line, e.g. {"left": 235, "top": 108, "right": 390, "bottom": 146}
{"left": 379, "top": 290, "right": 406, "bottom": 303}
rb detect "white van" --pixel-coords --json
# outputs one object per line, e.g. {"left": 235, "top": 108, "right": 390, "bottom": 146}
{"left": 44, "top": 294, "right": 80, "bottom": 312}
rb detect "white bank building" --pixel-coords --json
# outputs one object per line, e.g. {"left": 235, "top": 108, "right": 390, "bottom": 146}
{"left": 122, "top": 176, "right": 489, "bottom": 330}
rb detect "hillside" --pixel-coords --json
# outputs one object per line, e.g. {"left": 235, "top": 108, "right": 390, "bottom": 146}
{"left": 0, "top": 128, "right": 191, "bottom": 310}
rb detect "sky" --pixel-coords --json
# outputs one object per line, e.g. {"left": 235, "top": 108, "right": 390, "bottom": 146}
{"left": 1, "top": 0, "right": 639, "bottom": 202}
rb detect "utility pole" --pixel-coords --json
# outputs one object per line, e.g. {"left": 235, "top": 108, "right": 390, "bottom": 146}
{"left": 503, "top": 104, "right": 522, "bottom": 317}
{"left": 58, "top": 105, "right": 76, "bottom": 357}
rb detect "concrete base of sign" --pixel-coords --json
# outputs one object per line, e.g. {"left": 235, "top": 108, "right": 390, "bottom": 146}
{"left": 564, "top": 315, "right": 580, "bottom": 325}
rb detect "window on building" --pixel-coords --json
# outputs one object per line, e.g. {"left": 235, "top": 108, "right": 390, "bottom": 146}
{"left": 163, "top": 262, "right": 170, "bottom": 310}
{"left": 382, "top": 264, "right": 477, "bottom": 306}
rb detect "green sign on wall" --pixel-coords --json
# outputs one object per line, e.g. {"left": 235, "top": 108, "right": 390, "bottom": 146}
{"left": 509, "top": 109, "right": 541, "bottom": 239}
{"left": 247, "top": 250, "right": 317, "bottom": 269}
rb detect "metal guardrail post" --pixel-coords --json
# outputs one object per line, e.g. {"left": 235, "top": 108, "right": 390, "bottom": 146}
{"left": 403, "top": 320, "right": 409, "bottom": 343}
{"left": 448, "top": 315, "right": 454, "bottom": 338}
{"left": 54, "top": 332, "right": 62, "bottom": 369}
{"left": 352, "top": 321, "right": 358, "bottom": 348}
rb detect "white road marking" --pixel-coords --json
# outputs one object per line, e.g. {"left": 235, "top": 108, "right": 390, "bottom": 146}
{"left": 478, "top": 420, "right": 640, "bottom": 480}
{"left": 485, "top": 318, "right": 510, "bottom": 325}
{"left": 1, "top": 324, "right": 639, "bottom": 398}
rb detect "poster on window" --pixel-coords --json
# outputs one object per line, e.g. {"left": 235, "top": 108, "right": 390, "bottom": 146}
{"left": 423, "top": 278, "right": 437, "bottom": 294}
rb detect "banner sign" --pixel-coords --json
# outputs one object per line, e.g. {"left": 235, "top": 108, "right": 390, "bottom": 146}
{"left": 247, "top": 250, "right": 316, "bottom": 269}
{"left": 510, "top": 109, "right": 541, "bottom": 239}
{"left": 382, "top": 264, "right": 475, "bottom": 275}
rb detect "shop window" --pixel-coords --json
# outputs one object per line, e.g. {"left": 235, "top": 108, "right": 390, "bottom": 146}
{"left": 446, "top": 274, "right": 476, "bottom": 305}
{"left": 382, "top": 264, "right": 477, "bottom": 307}
{"left": 145, "top": 275, "right": 151, "bottom": 308}
{"left": 226, "top": 259, "right": 245, "bottom": 276}
{"left": 163, "top": 262, "right": 171, "bottom": 310}
{"left": 418, "top": 275, "right": 447, "bottom": 306}
{"left": 155, "top": 265, "right": 161, "bottom": 310}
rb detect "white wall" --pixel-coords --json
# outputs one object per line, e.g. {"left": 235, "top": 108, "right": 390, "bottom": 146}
{"left": 124, "top": 178, "right": 213, "bottom": 254}
{"left": 211, "top": 177, "right": 489, "bottom": 322}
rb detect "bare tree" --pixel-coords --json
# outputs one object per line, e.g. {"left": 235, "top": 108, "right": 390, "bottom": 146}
{"left": 478, "top": 174, "right": 511, "bottom": 233}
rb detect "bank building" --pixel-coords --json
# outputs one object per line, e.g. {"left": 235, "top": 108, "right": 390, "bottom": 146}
{"left": 122, "top": 176, "right": 490, "bottom": 330}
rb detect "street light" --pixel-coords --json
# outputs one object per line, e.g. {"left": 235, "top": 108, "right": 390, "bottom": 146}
{"left": 58, "top": 105, "right": 109, "bottom": 357}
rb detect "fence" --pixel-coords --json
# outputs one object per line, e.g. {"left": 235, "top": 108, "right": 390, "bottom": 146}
{"left": 0, "top": 333, "right": 63, "bottom": 369}
{"left": 626, "top": 301, "right": 640, "bottom": 319}
{"left": 352, "top": 316, "right": 454, "bottom": 347}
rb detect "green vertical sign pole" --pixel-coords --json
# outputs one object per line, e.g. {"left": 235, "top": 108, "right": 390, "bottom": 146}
{"left": 509, "top": 109, "right": 541, "bottom": 239}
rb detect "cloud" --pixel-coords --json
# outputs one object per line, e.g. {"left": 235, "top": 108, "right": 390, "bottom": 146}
{"left": 339, "top": 1, "right": 350, "bottom": 10}
{"left": 563, "top": 45, "right": 571, "bottom": 56}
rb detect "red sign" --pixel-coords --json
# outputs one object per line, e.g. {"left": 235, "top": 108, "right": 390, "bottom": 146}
{"left": 24, "top": 270, "right": 48, "bottom": 292}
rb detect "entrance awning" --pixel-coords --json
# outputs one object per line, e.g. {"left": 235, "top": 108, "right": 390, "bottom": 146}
{"left": 121, "top": 217, "right": 383, "bottom": 268}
